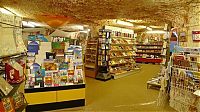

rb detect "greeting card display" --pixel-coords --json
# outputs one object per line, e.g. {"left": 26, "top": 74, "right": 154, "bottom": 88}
{"left": 26, "top": 74, "right": 35, "bottom": 88}
{"left": 28, "top": 41, "right": 39, "bottom": 54}
{"left": 43, "top": 60, "right": 58, "bottom": 71}
{"left": 30, "top": 63, "right": 40, "bottom": 74}
{"left": 59, "top": 62, "right": 68, "bottom": 70}
{"left": 44, "top": 71, "right": 53, "bottom": 87}
{"left": 52, "top": 71, "right": 60, "bottom": 86}
{"left": 59, "top": 70, "right": 68, "bottom": 86}
{"left": 75, "top": 69, "right": 83, "bottom": 83}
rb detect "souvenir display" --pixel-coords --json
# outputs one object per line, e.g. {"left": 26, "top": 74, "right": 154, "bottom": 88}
{"left": 12, "top": 91, "right": 25, "bottom": 110}
{"left": 0, "top": 97, "right": 15, "bottom": 112}
{"left": 0, "top": 77, "right": 13, "bottom": 96}
{"left": 169, "top": 47, "right": 200, "bottom": 112}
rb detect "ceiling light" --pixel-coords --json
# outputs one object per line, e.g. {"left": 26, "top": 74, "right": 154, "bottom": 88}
{"left": 116, "top": 20, "right": 133, "bottom": 27}
{"left": 146, "top": 27, "right": 153, "bottom": 31}
{"left": 149, "top": 25, "right": 164, "bottom": 29}
{"left": 0, "top": 8, "right": 13, "bottom": 15}
{"left": 88, "top": 29, "right": 91, "bottom": 31}
{"left": 127, "top": 20, "right": 144, "bottom": 23}
{"left": 73, "top": 25, "right": 84, "bottom": 30}
{"left": 146, "top": 30, "right": 166, "bottom": 34}
{"left": 79, "top": 30, "right": 88, "bottom": 33}
{"left": 3, "top": 7, "right": 22, "bottom": 16}
{"left": 136, "top": 25, "right": 146, "bottom": 29}
{"left": 22, "top": 21, "right": 35, "bottom": 27}
{"left": 29, "top": 22, "right": 43, "bottom": 27}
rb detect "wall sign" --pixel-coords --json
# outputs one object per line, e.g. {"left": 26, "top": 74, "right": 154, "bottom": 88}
{"left": 192, "top": 31, "right": 200, "bottom": 42}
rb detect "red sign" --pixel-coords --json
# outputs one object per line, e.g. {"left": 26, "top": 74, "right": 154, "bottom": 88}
{"left": 192, "top": 31, "right": 200, "bottom": 41}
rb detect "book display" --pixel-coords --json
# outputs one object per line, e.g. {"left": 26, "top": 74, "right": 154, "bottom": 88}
{"left": 136, "top": 33, "right": 167, "bottom": 64}
{"left": 110, "top": 36, "right": 138, "bottom": 79}
{"left": 169, "top": 47, "right": 200, "bottom": 112}
{"left": 96, "top": 29, "right": 112, "bottom": 80}
{"left": 84, "top": 38, "right": 99, "bottom": 78}
{"left": 102, "top": 26, "right": 140, "bottom": 79}
{"left": 25, "top": 35, "right": 85, "bottom": 111}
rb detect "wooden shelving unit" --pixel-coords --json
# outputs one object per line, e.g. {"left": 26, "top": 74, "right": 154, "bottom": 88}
{"left": 109, "top": 36, "right": 139, "bottom": 78}
{"left": 84, "top": 38, "right": 99, "bottom": 78}
{"left": 135, "top": 42, "right": 164, "bottom": 64}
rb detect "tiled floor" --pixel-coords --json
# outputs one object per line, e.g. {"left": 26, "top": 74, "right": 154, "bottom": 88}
{"left": 49, "top": 64, "right": 175, "bottom": 112}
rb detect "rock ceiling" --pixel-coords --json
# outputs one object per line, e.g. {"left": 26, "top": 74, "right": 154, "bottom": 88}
{"left": 0, "top": 0, "right": 198, "bottom": 27}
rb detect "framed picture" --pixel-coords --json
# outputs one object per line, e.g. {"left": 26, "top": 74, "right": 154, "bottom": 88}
{"left": 179, "top": 32, "right": 187, "bottom": 42}
{"left": 192, "top": 31, "right": 200, "bottom": 42}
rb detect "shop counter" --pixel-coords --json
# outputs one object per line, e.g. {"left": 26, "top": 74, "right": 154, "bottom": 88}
{"left": 25, "top": 84, "right": 85, "bottom": 112}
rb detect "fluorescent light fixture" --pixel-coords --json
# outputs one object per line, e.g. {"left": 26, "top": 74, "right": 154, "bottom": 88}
{"left": 136, "top": 25, "right": 146, "bottom": 29}
{"left": 146, "top": 27, "right": 152, "bottom": 31}
{"left": 22, "top": 21, "right": 35, "bottom": 27}
{"left": 146, "top": 30, "right": 166, "bottom": 34}
{"left": 72, "top": 25, "right": 84, "bottom": 30}
{"left": 4, "top": 7, "right": 22, "bottom": 16}
{"left": 127, "top": 20, "right": 144, "bottom": 23}
{"left": 29, "top": 22, "right": 43, "bottom": 27}
{"left": 0, "top": 8, "right": 13, "bottom": 15}
{"left": 79, "top": 30, "right": 88, "bottom": 33}
{"left": 116, "top": 20, "right": 133, "bottom": 27}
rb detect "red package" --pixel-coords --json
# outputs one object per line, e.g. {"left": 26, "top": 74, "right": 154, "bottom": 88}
{"left": 5, "top": 61, "right": 24, "bottom": 84}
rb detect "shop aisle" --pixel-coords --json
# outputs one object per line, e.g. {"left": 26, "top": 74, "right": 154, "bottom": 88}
{"left": 51, "top": 64, "right": 175, "bottom": 112}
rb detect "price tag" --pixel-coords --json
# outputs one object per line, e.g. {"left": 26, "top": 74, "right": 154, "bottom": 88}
{"left": 192, "top": 31, "right": 200, "bottom": 41}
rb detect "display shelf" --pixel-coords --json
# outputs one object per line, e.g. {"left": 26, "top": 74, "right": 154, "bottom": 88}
{"left": 87, "top": 43, "right": 97, "bottom": 45}
{"left": 136, "top": 44, "right": 163, "bottom": 46}
{"left": 86, "top": 48, "right": 97, "bottom": 50}
{"left": 112, "top": 36, "right": 135, "bottom": 40}
{"left": 110, "top": 49, "right": 135, "bottom": 52}
{"left": 85, "top": 38, "right": 99, "bottom": 78}
{"left": 137, "top": 48, "right": 162, "bottom": 50}
{"left": 85, "top": 64, "right": 96, "bottom": 69}
{"left": 109, "top": 62, "right": 126, "bottom": 66}
{"left": 136, "top": 52, "right": 161, "bottom": 55}
{"left": 110, "top": 55, "right": 135, "bottom": 59}
{"left": 169, "top": 48, "right": 200, "bottom": 112}
{"left": 0, "top": 52, "right": 26, "bottom": 59}
{"left": 85, "top": 54, "right": 96, "bottom": 57}
{"left": 136, "top": 58, "right": 162, "bottom": 63}
{"left": 111, "top": 44, "right": 135, "bottom": 46}
{"left": 25, "top": 84, "right": 85, "bottom": 112}
{"left": 25, "top": 84, "right": 85, "bottom": 93}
